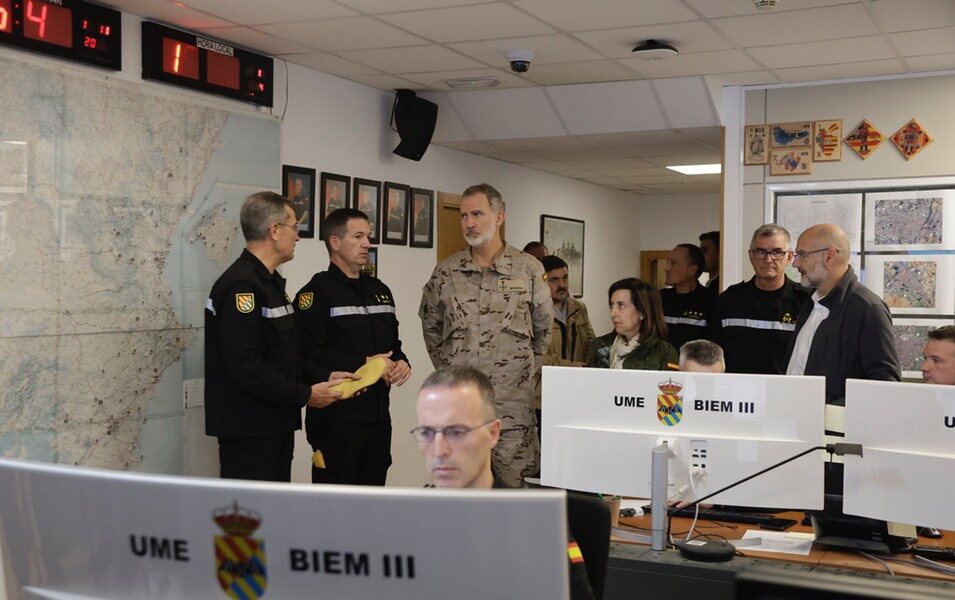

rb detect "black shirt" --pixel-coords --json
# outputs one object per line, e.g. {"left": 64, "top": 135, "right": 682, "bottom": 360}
{"left": 660, "top": 284, "right": 716, "bottom": 353}
{"left": 204, "top": 249, "right": 314, "bottom": 438}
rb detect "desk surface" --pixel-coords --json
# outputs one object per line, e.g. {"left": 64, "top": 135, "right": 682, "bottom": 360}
{"left": 614, "top": 510, "right": 955, "bottom": 583}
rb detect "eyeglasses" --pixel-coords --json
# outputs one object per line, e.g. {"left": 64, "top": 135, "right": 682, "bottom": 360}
{"left": 410, "top": 420, "right": 496, "bottom": 444}
{"left": 274, "top": 222, "right": 298, "bottom": 232}
{"left": 792, "top": 247, "right": 832, "bottom": 260}
{"left": 749, "top": 248, "right": 790, "bottom": 260}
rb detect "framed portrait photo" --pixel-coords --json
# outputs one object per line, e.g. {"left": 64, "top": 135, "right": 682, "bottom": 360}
{"left": 410, "top": 188, "right": 434, "bottom": 248}
{"left": 282, "top": 165, "right": 316, "bottom": 238}
{"left": 353, "top": 178, "right": 382, "bottom": 244}
{"left": 363, "top": 247, "right": 379, "bottom": 278}
{"left": 541, "top": 214, "right": 585, "bottom": 297}
{"left": 382, "top": 182, "right": 410, "bottom": 245}
{"left": 319, "top": 172, "right": 351, "bottom": 240}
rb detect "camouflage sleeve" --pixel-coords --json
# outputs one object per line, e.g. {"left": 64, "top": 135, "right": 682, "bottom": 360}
{"left": 418, "top": 269, "right": 444, "bottom": 368}
{"left": 529, "top": 260, "right": 553, "bottom": 361}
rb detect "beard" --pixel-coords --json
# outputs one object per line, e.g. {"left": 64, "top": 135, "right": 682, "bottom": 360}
{"left": 464, "top": 226, "right": 495, "bottom": 247}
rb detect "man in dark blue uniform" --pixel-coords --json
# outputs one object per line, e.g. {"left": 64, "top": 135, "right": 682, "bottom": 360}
{"left": 711, "top": 224, "right": 809, "bottom": 374}
{"left": 295, "top": 208, "right": 411, "bottom": 486}
{"left": 660, "top": 243, "right": 715, "bottom": 352}
{"left": 205, "top": 192, "right": 353, "bottom": 482}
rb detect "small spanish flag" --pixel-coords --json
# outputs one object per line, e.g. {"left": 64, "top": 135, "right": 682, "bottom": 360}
{"left": 666, "top": 362, "right": 680, "bottom": 371}
{"left": 567, "top": 541, "right": 584, "bottom": 564}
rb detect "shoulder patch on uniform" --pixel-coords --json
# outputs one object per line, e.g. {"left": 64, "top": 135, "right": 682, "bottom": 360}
{"left": 299, "top": 292, "right": 314, "bottom": 310}
{"left": 542, "top": 273, "right": 548, "bottom": 281}
{"left": 235, "top": 293, "right": 255, "bottom": 314}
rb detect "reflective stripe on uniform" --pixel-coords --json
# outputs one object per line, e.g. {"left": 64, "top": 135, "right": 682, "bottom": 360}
{"left": 721, "top": 318, "right": 796, "bottom": 332}
{"left": 261, "top": 304, "right": 294, "bottom": 319}
{"left": 329, "top": 305, "right": 397, "bottom": 317}
{"left": 664, "top": 316, "right": 708, "bottom": 327}
{"left": 205, "top": 298, "right": 216, "bottom": 316}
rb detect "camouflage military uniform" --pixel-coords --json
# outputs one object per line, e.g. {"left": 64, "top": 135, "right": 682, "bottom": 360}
{"left": 419, "top": 244, "right": 553, "bottom": 487}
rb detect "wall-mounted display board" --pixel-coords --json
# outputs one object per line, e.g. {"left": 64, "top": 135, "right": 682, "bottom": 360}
{"left": 0, "top": 0, "right": 121, "bottom": 69}
{"left": 771, "top": 182, "right": 955, "bottom": 379}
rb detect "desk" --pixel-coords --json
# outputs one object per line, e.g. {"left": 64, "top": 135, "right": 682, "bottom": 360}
{"left": 605, "top": 511, "right": 955, "bottom": 599}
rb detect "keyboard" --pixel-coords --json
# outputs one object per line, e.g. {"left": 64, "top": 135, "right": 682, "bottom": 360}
{"left": 642, "top": 504, "right": 779, "bottom": 526}
{"left": 912, "top": 545, "right": 955, "bottom": 561}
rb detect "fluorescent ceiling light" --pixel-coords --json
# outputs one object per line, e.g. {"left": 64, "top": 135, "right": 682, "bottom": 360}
{"left": 666, "top": 163, "right": 721, "bottom": 175}
{"left": 445, "top": 76, "right": 502, "bottom": 89}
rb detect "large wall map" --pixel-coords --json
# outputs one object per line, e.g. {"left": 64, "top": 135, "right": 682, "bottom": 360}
{"left": 0, "top": 54, "right": 278, "bottom": 471}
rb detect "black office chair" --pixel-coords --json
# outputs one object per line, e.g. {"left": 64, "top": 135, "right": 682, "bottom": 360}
{"left": 566, "top": 492, "right": 611, "bottom": 600}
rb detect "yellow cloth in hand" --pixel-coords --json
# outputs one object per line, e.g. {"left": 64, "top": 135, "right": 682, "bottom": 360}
{"left": 331, "top": 357, "right": 387, "bottom": 399}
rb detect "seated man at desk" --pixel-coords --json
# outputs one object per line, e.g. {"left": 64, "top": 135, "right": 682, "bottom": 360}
{"left": 922, "top": 325, "right": 955, "bottom": 386}
{"left": 679, "top": 339, "right": 725, "bottom": 373}
{"left": 412, "top": 366, "right": 595, "bottom": 600}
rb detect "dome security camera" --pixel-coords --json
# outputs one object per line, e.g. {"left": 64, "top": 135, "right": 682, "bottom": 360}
{"left": 506, "top": 50, "right": 535, "bottom": 73}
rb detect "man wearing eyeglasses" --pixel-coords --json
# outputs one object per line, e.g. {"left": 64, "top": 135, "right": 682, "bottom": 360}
{"left": 711, "top": 224, "right": 809, "bottom": 374}
{"left": 784, "top": 223, "right": 900, "bottom": 405}
{"left": 205, "top": 192, "right": 355, "bottom": 482}
{"left": 413, "top": 366, "right": 595, "bottom": 599}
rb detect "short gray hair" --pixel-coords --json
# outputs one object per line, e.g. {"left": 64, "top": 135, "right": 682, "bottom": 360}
{"left": 420, "top": 366, "right": 497, "bottom": 420}
{"left": 751, "top": 224, "right": 792, "bottom": 248}
{"left": 462, "top": 183, "right": 505, "bottom": 214}
{"left": 240, "top": 191, "right": 292, "bottom": 242}
{"left": 679, "top": 340, "right": 725, "bottom": 370}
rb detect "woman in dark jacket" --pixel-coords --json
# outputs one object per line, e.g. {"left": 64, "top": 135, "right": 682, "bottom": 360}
{"left": 589, "top": 277, "right": 677, "bottom": 370}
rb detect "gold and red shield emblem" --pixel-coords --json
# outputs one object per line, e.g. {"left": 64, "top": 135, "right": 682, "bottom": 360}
{"left": 298, "top": 292, "right": 313, "bottom": 310}
{"left": 235, "top": 293, "right": 255, "bottom": 314}
{"left": 213, "top": 503, "right": 267, "bottom": 599}
{"left": 657, "top": 379, "right": 684, "bottom": 427}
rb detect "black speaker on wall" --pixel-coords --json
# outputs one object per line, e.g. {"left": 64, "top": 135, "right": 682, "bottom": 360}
{"left": 391, "top": 89, "right": 438, "bottom": 161}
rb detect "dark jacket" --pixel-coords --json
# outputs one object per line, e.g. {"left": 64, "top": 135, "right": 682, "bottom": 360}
{"left": 294, "top": 263, "right": 407, "bottom": 430}
{"left": 589, "top": 332, "right": 678, "bottom": 371}
{"left": 785, "top": 266, "right": 901, "bottom": 405}
{"left": 712, "top": 277, "right": 810, "bottom": 374}
{"left": 660, "top": 284, "right": 716, "bottom": 352}
{"left": 204, "top": 249, "right": 314, "bottom": 438}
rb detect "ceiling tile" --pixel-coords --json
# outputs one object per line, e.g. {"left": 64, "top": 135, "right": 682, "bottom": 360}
{"left": 704, "top": 71, "right": 780, "bottom": 86}
{"left": 378, "top": 4, "right": 554, "bottom": 43}
{"left": 683, "top": 0, "right": 860, "bottom": 19}
{"left": 568, "top": 157, "right": 657, "bottom": 170}
{"left": 870, "top": 0, "right": 955, "bottom": 33}
{"left": 439, "top": 140, "right": 502, "bottom": 155}
{"left": 712, "top": 4, "right": 879, "bottom": 47}
{"left": 483, "top": 151, "right": 539, "bottom": 163}
{"left": 628, "top": 143, "right": 715, "bottom": 158}
{"left": 652, "top": 77, "right": 718, "bottom": 128}
{"left": 486, "top": 136, "right": 595, "bottom": 152}
{"left": 774, "top": 58, "right": 907, "bottom": 82}
{"left": 546, "top": 80, "right": 668, "bottom": 135}
{"left": 573, "top": 20, "right": 733, "bottom": 58}
{"left": 513, "top": 0, "right": 698, "bottom": 31}
{"left": 581, "top": 175, "right": 631, "bottom": 187}
{"left": 400, "top": 69, "right": 534, "bottom": 90}
{"left": 447, "top": 88, "right": 567, "bottom": 139}
{"left": 338, "top": 0, "right": 497, "bottom": 13}
{"left": 336, "top": 46, "right": 485, "bottom": 73}
{"left": 906, "top": 52, "right": 955, "bottom": 72}
{"left": 346, "top": 73, "right": 423, "bottom": 91}
{"left": 108, "top": 0, "right": 234, "bottom": 28}
{"left": 281, "top": 52, "right": 382, "bottom": 77}
{"left": 201, "top": 26, "right": 318, "bottom": 55}
{"left": 747, "top": 36, "right": 896, "bottom": 69}
{"left": 180, "top": 0, "right": 356, "bottom": 25}
{"left": 521, "top": 60, "right": 638, "bottom": 86}
{"left": 599, "top": 165, "right": 673, "bottom": 177}
{"left": 533, "top": 145, "right": 626, "bottom": 162}
{"left": 678, "top": 126, "right": 724, "bottom": 146}
{"left": 622, "top": 49, "right": 761, "bottom": 78}
{"left": 448, "top": 35, "right": 601, "bottom": 67}
{"left": 255, "top": 17, "right": 427, "bottom": 51}
{"left": 892, "top": 26, "right": 955, "bottom": 57}
{"left": 643, "top": 152, "right": 721, "bottom": 166}
{"left": 580, "top": 130, "right": 698, "bottom": 147}
{"left": 523, "top": 160, "right": 584, "bottom": 175}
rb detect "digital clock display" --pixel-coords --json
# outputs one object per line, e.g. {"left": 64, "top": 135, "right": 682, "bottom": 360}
{"left": 0, "top": 0, "right": 121, "bottom": 70}
{"left": 142, "top": 22, "right": 273, "bottom": 107}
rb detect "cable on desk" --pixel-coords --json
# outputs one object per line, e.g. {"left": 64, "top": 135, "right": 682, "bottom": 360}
{"left": 858, "top": 551, "right": 895, "bottom": 575}
{"left": 914, "top": 555, "right": 955, "bottom": 577}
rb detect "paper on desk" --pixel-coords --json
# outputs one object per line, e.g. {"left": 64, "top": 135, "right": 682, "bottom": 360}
{"left": 739, "top": 530, "right": 814, "bottom": 556}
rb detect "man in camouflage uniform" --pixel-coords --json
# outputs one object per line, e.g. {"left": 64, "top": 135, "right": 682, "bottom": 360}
{"left": 419, "top": 183, "right": 553, "bottom": 487}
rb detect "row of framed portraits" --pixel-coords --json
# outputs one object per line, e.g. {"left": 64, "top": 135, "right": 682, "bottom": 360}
{"left": 281, "top": 165, "right": 434, "bottom": 248}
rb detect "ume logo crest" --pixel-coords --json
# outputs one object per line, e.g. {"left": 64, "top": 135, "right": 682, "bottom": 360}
{"left": 213, "top": 502, "right": 267, "bottom": 599}
{"left": 657, "top": 379, "right": 683, "bottom": 427}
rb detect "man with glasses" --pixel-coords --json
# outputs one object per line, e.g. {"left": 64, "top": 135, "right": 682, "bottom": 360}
{"left": 784, "top": 223, "right": 900, "bottom": 405}
{"left": 205, "top": 192, "right": 355, "bottom": 482}
{"left": 711, "top": 224, "right": 809, "bottom": 373}
{"left": 412, "top": 366, "right": 594, "bottom": 599}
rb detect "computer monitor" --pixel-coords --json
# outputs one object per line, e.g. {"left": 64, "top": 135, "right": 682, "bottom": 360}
{"left": 0, "top": 458, "right": 570, "bottom": 599}
{"left": 540, "top": 367, "right": 826, "bottom": 510}
{"left": 843, "top": 379, "right": 955, "bottom": 530}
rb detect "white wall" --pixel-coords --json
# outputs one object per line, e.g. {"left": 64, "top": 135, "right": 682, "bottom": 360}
{"left": 637, "top": 193, "right": 721, "bottom": 252}
{"left": 738, "top": 73, "right": 955, "bottom": 277}
{"left": 276, "top": 62, "right": 644, "bottom": 486}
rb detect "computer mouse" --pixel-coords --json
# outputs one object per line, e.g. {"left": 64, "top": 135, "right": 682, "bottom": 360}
{"left": 918, "top": 526, "right": 943, "bottom": 539}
